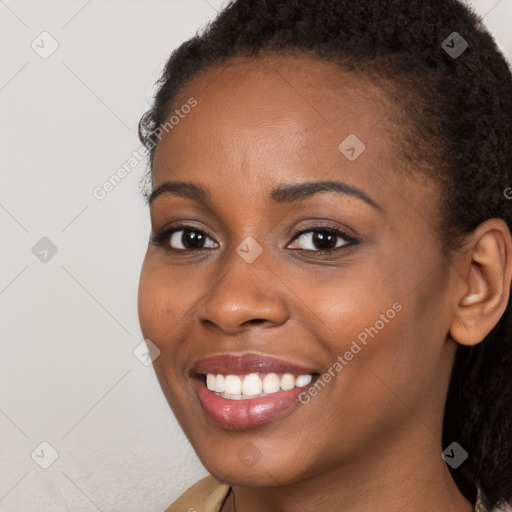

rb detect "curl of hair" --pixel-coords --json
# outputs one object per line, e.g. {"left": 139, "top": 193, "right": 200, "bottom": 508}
{"left": 139, "top": 0, "right": 512, "bottom": 507}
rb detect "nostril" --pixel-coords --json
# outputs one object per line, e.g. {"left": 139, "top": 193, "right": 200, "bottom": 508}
{"left": 242, "top": 319, "right": 266, "bottom": 327}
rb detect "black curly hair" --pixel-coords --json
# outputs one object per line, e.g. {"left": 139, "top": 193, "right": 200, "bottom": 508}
{"left": 138, "top": 0, "right": 512, "bottom": 508}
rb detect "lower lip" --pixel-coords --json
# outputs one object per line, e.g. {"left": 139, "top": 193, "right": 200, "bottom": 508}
{"left": 194, "top": 376, "right": 311, "bottom": 429}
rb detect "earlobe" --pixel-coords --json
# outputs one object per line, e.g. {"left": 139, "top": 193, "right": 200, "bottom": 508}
{"left": 449, "top": 219, "right": 512, "bottom": 347}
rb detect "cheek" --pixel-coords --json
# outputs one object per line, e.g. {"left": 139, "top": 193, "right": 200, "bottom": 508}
{"left": 303, "top": 260, "right": 442, "bottom": 414}
{"left": 137, "top": 258, "right": 175, "bottom": 343}
{"left": 298, "top": 267, "right": 401, "bottom": 354}
{"left": 329, "top": 291, "right": 449, "bottom": 435}
{"left": 137, "top": 256, "right": 211, "bottom": 368}
{"left": 137, "top": 260, "right": 157, "bottom": 335}
{"left": 137, "top": 259, "right": 191, "bottom": 410}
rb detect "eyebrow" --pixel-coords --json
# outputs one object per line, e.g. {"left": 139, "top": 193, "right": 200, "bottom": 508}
{"left": 148, "top": 180, "right": 382, "bottom": 212}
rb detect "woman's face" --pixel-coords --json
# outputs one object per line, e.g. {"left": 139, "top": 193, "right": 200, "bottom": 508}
{"left": 138, "top": 55, "right": 459, "bottom": 486}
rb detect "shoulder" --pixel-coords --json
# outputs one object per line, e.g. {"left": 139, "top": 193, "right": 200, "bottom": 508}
{"left": 164, "top": 475, "right": 231, "bottom": 512}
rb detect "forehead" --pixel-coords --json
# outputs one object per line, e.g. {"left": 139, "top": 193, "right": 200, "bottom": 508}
{"left": 153, "top": 55, "right": 394, "bottom": 184}
{"left": 150, "top": 54, "right": 439, "bottom": 231}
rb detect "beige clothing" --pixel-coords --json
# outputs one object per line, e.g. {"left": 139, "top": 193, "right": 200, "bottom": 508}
{"left": 165, "top": 475, "right": 502, "bottom": 512}
{"left": 165, "top": 476, "right": 230, "bottom": 512}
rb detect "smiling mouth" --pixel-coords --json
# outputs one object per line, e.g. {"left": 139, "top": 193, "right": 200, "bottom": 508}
{"left": 190, "top": 353, "right": 322, "bottom": 428}
{"left": 193, "top": 371, "right": 321, "bottom": 429}
{"left": 200, "top": 371, "right": 317, "bottom": 400}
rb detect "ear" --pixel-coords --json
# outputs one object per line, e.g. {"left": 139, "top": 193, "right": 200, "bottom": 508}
{"left": 449, "top": 218, "right": 512, "bottom": 346}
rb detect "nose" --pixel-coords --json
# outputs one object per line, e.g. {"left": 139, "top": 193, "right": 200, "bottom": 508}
{"left": 198, "top": 246, "right": 289, "bottom": 334}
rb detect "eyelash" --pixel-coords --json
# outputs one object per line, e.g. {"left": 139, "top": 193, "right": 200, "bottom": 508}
{"left": 150, "top": 223, "right": 359, "bottom": 255}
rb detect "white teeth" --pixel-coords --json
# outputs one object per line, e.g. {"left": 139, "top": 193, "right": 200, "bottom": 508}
{"left": 295, "top": 374, "right": 313, "bottom": 387}
{"left": 220, "top": 393, "right": 244, "bottom": 400}
{"left": 205, "top": 372, "right": 314, "bottom": 399}
{"left": 214, "top": 374, "right": 225, "bottom": 393}
{"left": 206, "top": 374, "right": 216, "bottom": 391}
{"left": 280, "top": 373, "right": 295, "bottom": 391}
{"left": 262, "top": 373, "right": 280, "bottom": 393}
{"left": 242, "top": 373, "right": 263, "bottom": 396}
{"left": 224, "top": 375, "right": 242, "bottom": 395}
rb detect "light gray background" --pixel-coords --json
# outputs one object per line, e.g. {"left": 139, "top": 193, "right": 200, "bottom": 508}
{"left": 1, "top": 1, "right": 511, "bottom": 511}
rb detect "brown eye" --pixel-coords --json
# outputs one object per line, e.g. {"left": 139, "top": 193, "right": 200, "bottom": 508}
{"left": 287, "top": 228, "right": 353, "bottom": 252}
{"left": 168, "top": 228, "right": 218, "bottom": 250}
{"left": 151, "top": 225, "right": 219, "bottom": 251}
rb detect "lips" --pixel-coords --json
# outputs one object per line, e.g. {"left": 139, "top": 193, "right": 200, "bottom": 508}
{"left": 191, "top": 354, "right": 320, "bottom": 429}
{"left": 191, "top": 354, "right": 318, "bottom": 376}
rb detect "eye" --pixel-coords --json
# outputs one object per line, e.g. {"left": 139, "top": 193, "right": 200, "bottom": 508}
{"left": 151, "top": 225, "right": 218, "bottom": 251}
{"left": 287, "top": 226, "right": 356, "bottom": 252}
{"left": 151, "top": 223, "right": 357, "bottom": 254}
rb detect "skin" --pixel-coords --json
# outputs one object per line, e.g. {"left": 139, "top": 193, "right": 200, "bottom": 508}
{"left": 137, "top": 55, "right": 512, "bottom": 512}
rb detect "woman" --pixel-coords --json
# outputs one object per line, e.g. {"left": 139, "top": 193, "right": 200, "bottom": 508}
{"left": 137, "top": 0, "right": 512, "bottom": 510}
